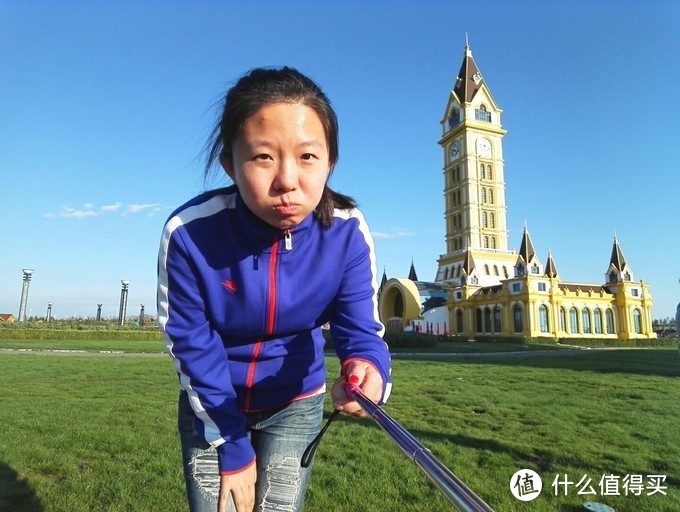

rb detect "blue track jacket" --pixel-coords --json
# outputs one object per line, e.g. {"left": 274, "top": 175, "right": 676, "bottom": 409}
{"left": 157, "top": 187, "right": 392, "bottom": 474}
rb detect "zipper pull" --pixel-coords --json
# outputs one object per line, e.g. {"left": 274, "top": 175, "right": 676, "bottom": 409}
{"left": 284, "top": 229, "right": 293, "bottom": 251}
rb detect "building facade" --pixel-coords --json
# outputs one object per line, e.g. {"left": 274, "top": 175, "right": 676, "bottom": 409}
{"left": 379, "top": 43, "right": 656, "bottom": 340}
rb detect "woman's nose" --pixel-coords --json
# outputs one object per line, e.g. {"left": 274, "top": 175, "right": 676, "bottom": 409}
{"left": 273, "top": 159, "right": 298, "bottom": 191}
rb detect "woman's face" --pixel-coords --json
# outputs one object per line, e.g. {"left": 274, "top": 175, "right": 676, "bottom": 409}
{"left": 223, "top": 102, "right": 331, "bottom": 230}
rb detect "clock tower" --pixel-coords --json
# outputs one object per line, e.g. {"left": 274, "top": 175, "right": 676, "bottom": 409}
{"left": 436, "top": 43, "right": 516, "bottom": 287}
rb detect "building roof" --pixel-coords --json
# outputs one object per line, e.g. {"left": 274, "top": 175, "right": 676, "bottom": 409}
{"left": 461, "top": 249, "right": 476, "bottom": 275}
{"left": 545, "top": 250, "right": 558, "bottom": 278}
{"left": 609, "top": 235, "right": 628, "bottom": 272}
{"left": 453, "top": 44, "right": 484, "bottom": 104}
{"left": 518, "top": 226, "right": 537, "bottom": 264}
{"left": 0, "top": 313, "right": 16, "bottom": 322}
{"left": 559, "top": 283, "right": 610, "bottom": 294}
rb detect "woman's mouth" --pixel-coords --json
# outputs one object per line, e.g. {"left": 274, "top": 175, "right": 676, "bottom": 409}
{"left": 274, "top": 203, "right": 298, "bottom": 215}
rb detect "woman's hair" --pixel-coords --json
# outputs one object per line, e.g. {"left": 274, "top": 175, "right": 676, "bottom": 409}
{"left": 205, "top": 66, "right": 356, "bottom": 228}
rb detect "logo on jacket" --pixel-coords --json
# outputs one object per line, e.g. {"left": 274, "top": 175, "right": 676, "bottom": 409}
{"left": 222, "top": 280, "right": 238, "bottom": 292}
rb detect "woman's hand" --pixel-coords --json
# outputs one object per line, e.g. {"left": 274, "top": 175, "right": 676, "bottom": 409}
{"left": 331, "top": 360, "right": 383, "bottom": 418}
{"left": 218, "top": 461, "right": 257, "bottom": 512}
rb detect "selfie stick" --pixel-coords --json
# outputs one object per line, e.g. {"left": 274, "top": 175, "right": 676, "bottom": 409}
{"left": 346, "top": 382, "right": 494, "bottom": 512}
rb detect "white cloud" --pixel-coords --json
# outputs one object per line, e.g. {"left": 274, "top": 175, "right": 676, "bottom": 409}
{"left": 59, "top": 206, "right": 98, "bottom": 219}
{"left": 372, "top": 229, "right": 416, "bottom": 239}
{"left": 123, "top": 203, "right": 160, "bottom": 216}
{"left": 101, "top": 202, "right": 123, "bottom": 213}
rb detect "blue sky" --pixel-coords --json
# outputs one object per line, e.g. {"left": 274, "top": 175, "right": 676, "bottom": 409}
{"left": 1, "top": 0, "right": 678, "bottom": 320}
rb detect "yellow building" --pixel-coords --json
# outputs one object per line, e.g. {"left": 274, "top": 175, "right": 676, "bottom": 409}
{"left": 379, "top": 43, "right": 655, "bottom": 340}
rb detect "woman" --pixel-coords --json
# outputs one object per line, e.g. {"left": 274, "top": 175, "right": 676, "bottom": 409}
{"left": 157, "top": 67, "right": 392, "bottom": 512}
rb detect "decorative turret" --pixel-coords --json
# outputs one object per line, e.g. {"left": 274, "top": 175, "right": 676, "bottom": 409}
{"left": 515, "top": 226, "right": 542, "bottom": 277}
{"left": 605, "top": 235, "right": 634, "bottom": 283}
{"left": 544, "top": 250, "right": 559, "bottom": 279}
{"left": 408, "top": 260, "right": 419, "bottom": 282}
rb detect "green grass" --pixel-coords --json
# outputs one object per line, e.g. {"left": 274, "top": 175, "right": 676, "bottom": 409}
{"left": 0, "top": 339, "right": 165, "bottom": 353}
{"left": 1, "top": 346, "right": 678, "bottom": 511}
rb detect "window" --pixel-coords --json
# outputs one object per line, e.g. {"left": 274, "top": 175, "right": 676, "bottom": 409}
{"left": 594, "top": 309, "right": 603, "bottom": 334}
{"left": 624, "top": 272, "right": 631, "bottom": 281}
{"left": 538, "top": 282, "right": 547, "bottom": 292}
{"left": 475, "top": 105, "right": 491, "bottom": 122}
{"left": 569, "top": 307, "right": 579, "bottom": 334}
{"left": 503, "top": 267, "right": 509, "bottom": 278}
{"left": 489, "top": 213, "right": 495, "bottom": 228}
{"left": 484, "top": 308, "right": 492, "bottom": 333}
{"left": 532, "top": 265, "right": 540, "bottom": 275}
{"left": 582, "top": 308, "right": 592, "bottom": 334}
{"left": 516, "top": 265, "right": 525, "bottom": 276}
{"left": 539, "top": 305, "right": 549, "bottom": 333}
{"left": 605, "top": 309, "right": 615, "bottom": 334}
{"left": 476, "top": 308, "right": 483, "bottom": 333}
{"left": 487, "top": 165, "right": 493, "bottom": 180}
{"left": 484, "top": 264, "right": 490, "bottom": 275}
{"left": 631, "top": 289, "right": 639, "bottom": 297}
{"left": 482, "top": 212, "right": 488, "bottom": 228}
{"left": 560, "top": 307, "right": 567, "bottom": 332}
{"left": 513, "top": 304, "right": 523, "bottom": 333}
{"left": 512, "top": 282, "right": 521, "bottom": 293}
{"left": 491, "top": 237, "right": 496, "bottom": 249}
{"left": 488, "top": 189, "right": 494, "bottom": 204}
{"left": 483, "top": 236, "right": 489, "bottom": 248}
{"left": 609, "top": 270, "right": 618, "bottom": 283}
{"left": 493, "top": 265, "right": 499, "bottom": 276}
{"left": 633, "top": 309, "right": 642, "bottom": 334}
{"left": 493, "top": 307, "right": 502, "bottom": 333}
{"left": 481, "top": 188, "right": 487, "bottom": 203}
{"left": 456, "top": 309, "right": 464, "bottom": 334}
{"left": 455, "top": 291, "right": 462, "bottom": 300}
{"left": 448, "top": 110, "right": 460, "bottom": 128}
{"left": 480, "top": 164, "right": 485, "bottom": 179}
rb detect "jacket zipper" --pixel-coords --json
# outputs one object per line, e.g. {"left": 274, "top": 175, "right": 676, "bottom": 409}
{"left": 243, "top": 230, "right": 291, "bottom": 410}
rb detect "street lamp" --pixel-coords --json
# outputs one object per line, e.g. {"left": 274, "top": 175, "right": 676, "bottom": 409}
{"left": 139, "top": 304, "right": 145, "bottom": 326}
{"left": 118, "top": 280, "right": 130, "bottom": 326}
{"left": 96, "top": 304, "right": 103, "bottom": 322}
{"left": 18, "top": 269, "right": 34, "bottom": 322}
{"left": 46, "top": 302, "right": 53, "bottom": 322}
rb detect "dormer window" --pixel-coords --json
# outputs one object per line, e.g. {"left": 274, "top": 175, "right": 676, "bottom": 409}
{"left": 475, "top": 105, "right": 491, "bottom": 122}
{"left": 448, "top": 110, "right": 460, "bottom": 129}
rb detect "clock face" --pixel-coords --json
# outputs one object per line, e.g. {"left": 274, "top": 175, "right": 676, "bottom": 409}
{"left": 449, "top": 143, "right": 461, "bottom": 160}
{"left": 472, "top": 72, "right": 483, "bottom": 84}
{"left": 478, "top": 138, "right": 491, "bottom": 156}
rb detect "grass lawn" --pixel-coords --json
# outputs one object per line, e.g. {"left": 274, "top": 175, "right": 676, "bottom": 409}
{"left": 0, "top": 345, "right": 678, "bottom": 511}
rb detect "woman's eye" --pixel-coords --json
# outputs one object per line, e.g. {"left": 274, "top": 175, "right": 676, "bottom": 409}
{"left": 255, "top": 154, "right": 271, "bottom": 160}
{"left": 301, "top": 153, "right": 316, "bottom": 160}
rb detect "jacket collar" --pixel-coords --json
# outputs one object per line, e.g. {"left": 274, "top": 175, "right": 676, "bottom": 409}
{"left": 235, "top": 191, "right": 313, "bottom": 252}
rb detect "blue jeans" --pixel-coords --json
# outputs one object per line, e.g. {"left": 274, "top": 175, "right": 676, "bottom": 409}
{"left": 178, "top": 391, "right": 324, "bottom": 512}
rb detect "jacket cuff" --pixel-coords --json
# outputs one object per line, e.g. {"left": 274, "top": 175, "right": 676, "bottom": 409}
{"left": 217, "top": 437, "right": 256, "bottom": 475}
{"left": 342, "top": 356, "right": 392, "bottom": 404}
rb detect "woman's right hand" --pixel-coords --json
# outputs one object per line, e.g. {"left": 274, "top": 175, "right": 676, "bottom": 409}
{"left": 218, "top": 461, "right": 257, "bottom": 512}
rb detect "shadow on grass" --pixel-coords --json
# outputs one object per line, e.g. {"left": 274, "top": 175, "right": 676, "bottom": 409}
{"left": 0, "top": 461, "right": 43, "bottom": 512}
{"left": 394, "top": 349, "right": 680, "bottom": 378}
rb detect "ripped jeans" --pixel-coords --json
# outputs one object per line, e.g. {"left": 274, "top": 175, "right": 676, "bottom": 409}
{"left": 178, "top": 391, "right": 324, "bottom": 512}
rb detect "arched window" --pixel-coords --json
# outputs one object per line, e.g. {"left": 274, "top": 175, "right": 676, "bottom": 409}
{"left": 513, "top": 304, "right": 523, "bottom": 333}
{"left": 493, "top": 306, "right": 502, "bottom": 333}
{"left": 476, "top": 308, "right": 483, "bottom": 333}
{"left": 594, "top": 309, "right": 603, "bottom": 334}
{"left": 488, "top": 189, "right": 494, "bottom": 204}
{"left": 569, "top": 307, "right": 579, "bottom": 334}
{"left": 481, "top": 188, "right": 487, "bottom": 203}
{"left": 493, "top": 265, "right": 499, "bottom": 276}
{"left": 483, "top": 236, "right": 489, "bottom": 248}
{"left": 444, "top": 267, "right": 450, "bottom": 280}
{"left": 482, "top": 211, "right": 488, "bottom": 228}
{"left": 480, "top": 164, "right": 485, "bottom": 179}
{"left": 605, "top": 309, "right": 615, "bottom": 334}
{"left": 484, "top": 264, "right": 490, "bottom": 275}
{"left": 582, "top": 308, "right": 592, "bottom": 334}
{"left": 456, "top": 309, "right": 464, "bottom": 334}
{"left": 633, "top": 309, "right": 642, "bottom": 334}
{"left": 475, "top": 105, "right": 491, "bottom": 122}
{"left": 539, "top": 305, "right": 549, "bottom": 333}
{"left": 560, "top": 307, "right": 567, "bottom": 332}
{"left": 487, "top": 165, "right": 493, "bottom": 180}
{"left": 489, "top": 213, "right": 495, "bottom": 228}
{"left": 503, "top": 266, "right": 509, "bottom": 278}
{"left": 484, "top": 308, "right": 492, "bottom": 333}
{"left": 491, "top": 237, "right": 496, "bottom": 249}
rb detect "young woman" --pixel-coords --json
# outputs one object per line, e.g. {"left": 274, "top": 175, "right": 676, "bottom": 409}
{"left": 157, "top": 67, "right": 392, "bottom": 512}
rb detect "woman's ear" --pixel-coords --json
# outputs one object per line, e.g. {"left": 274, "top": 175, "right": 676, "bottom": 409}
{"left": 220, "top": 153, "right": 235, "bottom": 181}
